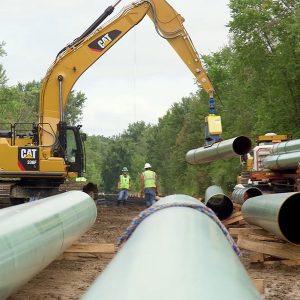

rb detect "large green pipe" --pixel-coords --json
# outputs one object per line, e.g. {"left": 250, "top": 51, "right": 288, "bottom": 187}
{"left": 231, "top": 187, "right": 262, "bottom": 205}
{"left": 185, "top": 136, "right": 252, "bottom": 165}
{"left": 0, "top": 191, "right": 97, "bottom": 299}
{"left": 205, "top": 185, "right": 233, "bottom": 220}
{"left": 270, "top": 139, "right": 300, "bottom": 155}
{"left": 242, "top": 192, "right": 300, "bottom": 244}
{"left": 82, "top": 195, "right": 260, "bottom": 300}
{"left": 262, "top": 151, "right": 300, "bottom": 170}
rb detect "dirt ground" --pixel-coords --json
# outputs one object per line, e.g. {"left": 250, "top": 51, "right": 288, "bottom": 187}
{"left": 9, "top": 200, "right": 300, "bottom": 300}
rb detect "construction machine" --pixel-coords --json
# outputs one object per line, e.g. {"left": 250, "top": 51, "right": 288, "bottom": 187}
{"left": 238, "top": 133, "right": 300, "bottom": 192}
{"left": 0, "top": 0, "right": 219, "bottom": 207}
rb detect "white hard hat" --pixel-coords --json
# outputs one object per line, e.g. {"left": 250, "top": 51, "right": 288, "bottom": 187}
{"left": 144, "top": 163, "right": 151, "bottom": 169}
{"left": 234, "top": 184, "right": 244, "bottom": 190}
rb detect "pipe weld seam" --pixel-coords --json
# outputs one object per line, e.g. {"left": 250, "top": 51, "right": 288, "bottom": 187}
{"left": 116, "top": 203, "right": 241, "bottom": 256}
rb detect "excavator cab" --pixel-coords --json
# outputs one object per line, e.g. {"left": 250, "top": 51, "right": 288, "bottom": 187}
{"left": 54, "top": 123, "right": 85, "bottom": 177}
{"left": 65, "top": 126, "right": 85, "bottom": 175}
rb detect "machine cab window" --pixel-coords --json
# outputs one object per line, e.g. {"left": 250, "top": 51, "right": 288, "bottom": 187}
{"left": 66, "top": 129, "right": 77, "bottom": 163}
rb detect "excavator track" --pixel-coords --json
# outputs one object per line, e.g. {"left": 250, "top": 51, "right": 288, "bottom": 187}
{"left": 0, "top": 183, "right": 15, "bottom": 208}
{"left": 0, "top": 180, "right": 98, "bottom": 209}
{"left": 59, "top": 181, "right": 98, "bottom": 200}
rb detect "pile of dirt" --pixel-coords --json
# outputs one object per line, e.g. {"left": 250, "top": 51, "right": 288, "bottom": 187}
{"left": 9, "top": 203, "right": 300, "bottom": 299}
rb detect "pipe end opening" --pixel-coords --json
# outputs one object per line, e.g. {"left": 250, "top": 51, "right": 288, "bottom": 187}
{"left": 232, "top": 136, "right": 252, "bottom": 155}
{"left": 246, "top": 187, "right": 263, "bottom": 199}
{"left": 207, "top": 195, "right": 233, "bottom": 220}
{"left": 279, "top": 193, "right": 300, "bottom": 244}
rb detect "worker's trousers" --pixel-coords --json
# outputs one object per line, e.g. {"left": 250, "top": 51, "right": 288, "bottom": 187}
{"left": 144, "top": 188, "right": 156, "bottom": 207}
{"left": 118, "top": 189, "right": 129, "bottom": 203}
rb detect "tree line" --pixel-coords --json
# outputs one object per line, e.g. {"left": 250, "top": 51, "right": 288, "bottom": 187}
{"left": 0, "top": 0, "right": 299, "bottom": 197}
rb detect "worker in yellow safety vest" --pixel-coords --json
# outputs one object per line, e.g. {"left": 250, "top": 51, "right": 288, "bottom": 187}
{"left": 117, "top": 167, "right": 131, "bottom": 205}
{"left": 140, "top": 163, "right": 159, "bottom": 207}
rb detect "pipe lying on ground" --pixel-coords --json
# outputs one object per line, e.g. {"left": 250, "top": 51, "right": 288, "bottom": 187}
{"left": 204, "top": 185, "right": 233, "bottom": 220}
{"left": 231, "top": 187, "right": 262, "bottom": 205}
{"left": 0, "top": 191, "right": 97, "bottom": 299}
{"left": 242, "top": 192, "right": 300, "bottom": 244}
{"left": 82, "top": 194, "right": 260, "bottom": 300}
{"left": 185, "top": 136, "right": 252, "bottom": 165}
{"left": 262, "top": 151, "right": 300, "bottom": 170}
{"left": 270, "top": 138, "right": 300, "bottom": 155}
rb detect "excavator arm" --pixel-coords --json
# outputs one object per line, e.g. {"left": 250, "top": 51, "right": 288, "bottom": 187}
{"left": 0, "top": 0, "right": 220, "bottom": 204}
{"left": 39, "top": 0, "right": 215, "bottom": 153}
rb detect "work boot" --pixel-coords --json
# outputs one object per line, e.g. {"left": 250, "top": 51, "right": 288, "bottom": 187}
{"left": 123, "top": 201, "right": 126, "bottom": 205}
{"left": 117, "top": 201, "right": 121, "bottom": 206}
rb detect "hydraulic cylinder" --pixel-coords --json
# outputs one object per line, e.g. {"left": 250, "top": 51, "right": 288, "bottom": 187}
{"left": 185, "top": 136, "right": 252, "bottom": 165}
{"left": 0, "top": 191, "right": 97, "bottom": 299}
{"left": 82, "top": 194, "right": 260, "bottom": 300}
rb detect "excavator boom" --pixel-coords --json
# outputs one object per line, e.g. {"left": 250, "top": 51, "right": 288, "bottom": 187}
{"left": 39, "top": 0, "right": 214, "bottom": 151}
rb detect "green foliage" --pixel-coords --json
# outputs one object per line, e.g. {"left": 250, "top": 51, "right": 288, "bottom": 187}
{"left": 0, "top": 81, "right": 39, "bottom": 124}
{"left": 84, "top": 135, "right": 109, "bottom": 188}
{"left": 65, "top": 91, "right": 86, "bottom": 125}
{"left": 100, "top": 138, "right": 132, "bottom": 192}
{"left": 0, "top": 41, "right": 8, "bottom": 86}
{"left": 229, "top": 0, "right": 300, "bottom": 137}
{"left": 0, "top": 77, "right": 86, "bottom": 126}
{"left": 98, "top": 121, "right": 153, "bottom": 192}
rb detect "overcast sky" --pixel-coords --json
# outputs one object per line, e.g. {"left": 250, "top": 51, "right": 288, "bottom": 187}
{"left": 0, "top": 0, "right": 231, "bottom": 137}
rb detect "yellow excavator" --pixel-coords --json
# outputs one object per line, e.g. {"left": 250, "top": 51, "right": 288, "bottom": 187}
{"left": 0, "top": 0, "right": 220, "bottom": 206}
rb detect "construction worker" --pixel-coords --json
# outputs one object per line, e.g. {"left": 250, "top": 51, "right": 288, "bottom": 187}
{"left": 117, "top": 167, "right": 131, "bottom": 205}
{"left": 140, "top": 163, "right": 158, "bottom": 207}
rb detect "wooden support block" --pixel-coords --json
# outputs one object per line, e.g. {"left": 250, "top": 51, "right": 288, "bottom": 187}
{"left": 281, "top": 259, "right": 300, "bottom": 266}
{"left": 58, "top": 252, "right": 115, "bottom": 261}
{"left": 225, "top": 224, "right": 242, "bottom": 228}
{"left": 263, "top": 260, "right": 282, "bottom": 268}
{"left": 65, "top": 243, "right": 115, "bottom": 254}
{"left": 249, "top": 252, "right": 265, "bottom": 263}
{"left": 60, "top": 252, "right": 99, "bottom": 261}
{"left": 228, "top": 227, "right": 267, "bottom": 238}
{"left": 252, "top": 279, "right": 265, "bottom": 295}
{"left": 229, "top": 211, "right": 242, "bottom": 218}
{"left": 232, "top": 203, "right": 242, "bottom": 210}
{"left": 237, "top": 236, "right": 300, "bottom": 260}
{"left": 262, "top": 258, "right": 300, "bottom": 267}
{"left": 223, "top": 214, "right": 244, "bottom": 226}
{"left": 240, "top": 233, "right": 280, "bottom": 242}
{"left": 56, "top": 243, "right": 116, "bottom": 261}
